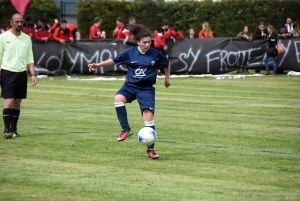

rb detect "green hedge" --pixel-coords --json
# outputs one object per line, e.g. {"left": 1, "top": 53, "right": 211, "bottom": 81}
{"left": 0, "top": 0, "right": 59, "bottom": 29}
{"left": 77, "top": 0, "right": 300, "bottom": 38}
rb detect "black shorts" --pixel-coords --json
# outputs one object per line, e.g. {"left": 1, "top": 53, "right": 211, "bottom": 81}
{"left": 1, "top": 69, "right": 28, "bottom": 99}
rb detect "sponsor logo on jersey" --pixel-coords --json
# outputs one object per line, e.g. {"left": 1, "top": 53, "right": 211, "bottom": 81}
{"left": 133, "top": 68, "right": 147, "bottom": 78}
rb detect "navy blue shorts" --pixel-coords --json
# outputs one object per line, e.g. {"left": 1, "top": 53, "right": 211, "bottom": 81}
{"left": 116, "top": 83, "right": 155, "bottom": 114}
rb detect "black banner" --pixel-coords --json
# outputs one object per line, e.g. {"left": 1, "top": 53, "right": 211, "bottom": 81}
{"left": 33, "top": 38, "right": 300, "bottom": 75}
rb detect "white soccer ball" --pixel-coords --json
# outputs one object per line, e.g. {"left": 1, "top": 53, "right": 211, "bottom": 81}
{"left": 137, "top": 127, "right": 157, "bottom": 146}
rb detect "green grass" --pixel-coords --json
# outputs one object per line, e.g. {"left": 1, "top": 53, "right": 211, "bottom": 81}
{"left": 0, "top": 74, "right": 300, "bottom": 201}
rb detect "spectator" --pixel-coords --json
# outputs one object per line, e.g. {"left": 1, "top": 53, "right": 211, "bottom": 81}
{"left": 277, "top": 26, "right": 293, "bottom": 39}
{"left": 186, "top": 27, "right": 197, "bottom": 39}
{"left": 167, "top": 25, "right": 184, "bottom": 40}
{"left": 52, "top": 19, "right": 74, "bottom": 44}
{"left": 113, "top": 17, "right": 125, "bottom": 39}
{"left": 285, "top": 17, "right": 293, "bottom": 33}
{"left": 51, "top": 19, "right": 80, "bottom": 41}
{"left": 154, "top": 21, "right": 170, "bottom": 75}
{"left": 154, "top": 21, "right": 169, "bottom": 51}
{"left": 34, "top": 17, "right": 51, "bottom": 42}
{"left": 22, "top": 16, "right": 35, "bottom": 39}
{"left": 290, "top": 23, "right": 300, "bottom": 37}
{"left": 253, "top": 22, "right": 268, "bottom": 39}
{"left": 263, "top": 25, "right": 278, "bottom": 76}
{"left": 198, "top": 22, "right": 214, "bottom": 38}
{"left": 123, "top": 16, "right": 136, "bottom": 44}
{"left": 237, "top": 25, "right": 253, "bottom": 42}
{"left": 253, "top": 23, "right": 268, "bottom": 73}
{"left": 236, "top": 25, "right": 253, "bottom": 74}
{"left": 89, "top": 17, "right": 105, "bottom": 39}
{"left": 67, "top": 23, "right": 80, "bottom": 41}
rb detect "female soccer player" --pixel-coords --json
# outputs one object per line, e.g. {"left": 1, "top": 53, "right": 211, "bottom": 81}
{"left": 88, "top": 24, "right": 171, "bottom": 159}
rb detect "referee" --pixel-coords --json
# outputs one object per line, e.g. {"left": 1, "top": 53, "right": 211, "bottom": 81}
{"left": 0, "top": 13, "right": 37, "bottom": 139}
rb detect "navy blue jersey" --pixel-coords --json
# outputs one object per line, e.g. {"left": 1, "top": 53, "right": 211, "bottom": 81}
{"left": 113, "top": 46, "right": 169, "bottom": 85}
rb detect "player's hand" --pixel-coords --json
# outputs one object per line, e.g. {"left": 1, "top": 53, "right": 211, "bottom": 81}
{"left": 164, "top": 80, "right": 171, "bottom": 88}
{"left": 88, "top": 63, "right": 98, "bottom": 72}
{"left": 59, "top": 39, "right": 65, "bottom": 44}
{"left": 163, "top": 45, "right": 168, "bottom": 50}
{"left": 31, "top": 76, "right": 37, "bottom": 86}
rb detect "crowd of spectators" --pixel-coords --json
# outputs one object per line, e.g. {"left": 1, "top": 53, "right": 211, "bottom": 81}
{"left": 1, "top": 15, "right": 299, "bottom": 43}
{"left": 1, "top": 15, "right": 299, "bottom": 75}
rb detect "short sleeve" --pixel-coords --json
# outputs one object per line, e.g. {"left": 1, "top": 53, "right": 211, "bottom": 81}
{"left": 156, "top": 50, "right": 169, "bottom": 68}
{"left": 26, "top": 38, "right": 34, "bottom": 64}
{"left": 112, "top": 48, "right": 130, "bottom": 66}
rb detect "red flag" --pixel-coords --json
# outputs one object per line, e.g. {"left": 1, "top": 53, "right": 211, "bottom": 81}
{"left": 10, "top": 0, "right": 30, "bottom": 16}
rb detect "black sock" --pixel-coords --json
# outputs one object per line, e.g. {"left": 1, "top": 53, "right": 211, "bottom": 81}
{"left": 11, "top": 109, "right": 20, "bottom": 132}
{"left": 3, "top": 108, "right": 13, "bottom": 132}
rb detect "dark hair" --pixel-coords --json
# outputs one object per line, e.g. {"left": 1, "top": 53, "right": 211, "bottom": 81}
{"left": 94, "top": 17, "right": 101, "bottom": 23}
{"left": 189, "top": 27, "right": 195, "bottom": 31}
{"left": 243, "top": 25, "right": 251, "bottom": 34}
{"left": 39, "top": 17, "right": 46, "bottom": 24}
{"left": 259, "top": 22, "right": 264, "bottom": 26}
{"left": 127, "top": 24, "right": 151, "bottom": 41}
{"left": 128, "top": 17, "right": 135, "bottom": 23}
{"left": 161, "top": 21, "right": 169, "bottom": 26}
{"left": 60, "top": 19, "right": 67, "bottom": 24}
{"left": 24, "top": 16, "right": 32, "bottom": 21}
{"left": 172, "top": 26, "right": 180, "bottom": 32}
{"left": 116, "top": 17, "right": 123, "bottom": 23}
{"left": 293, "top": 23, "right": 298, "bottom": 29}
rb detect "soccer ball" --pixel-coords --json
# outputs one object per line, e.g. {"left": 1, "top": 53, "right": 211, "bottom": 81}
{"left": 137, "top": 127, "right": 157, "bottom": 146}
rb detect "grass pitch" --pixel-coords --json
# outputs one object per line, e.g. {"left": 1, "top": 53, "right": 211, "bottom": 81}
{"left": 0, "top": 74, "right": 299, "bottom": 201}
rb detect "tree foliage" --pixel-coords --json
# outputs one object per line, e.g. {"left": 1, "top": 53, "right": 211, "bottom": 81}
{"left": 0, "top": 0, "right": 59, "bottom": 28}
{"left": 77, "top": 0, "right": 300, "bottom": 38}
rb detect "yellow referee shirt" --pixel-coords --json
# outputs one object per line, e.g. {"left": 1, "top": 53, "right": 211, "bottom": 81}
{"left": 0, "top": 30, "right": 34, "bottom": 72}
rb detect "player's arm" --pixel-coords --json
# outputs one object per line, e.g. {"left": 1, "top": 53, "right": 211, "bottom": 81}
{"left": 88, "top": 59, "right": 115, "bottom": 72}
{"left": 164, "top": 62, "right": 171, "bottom": 88}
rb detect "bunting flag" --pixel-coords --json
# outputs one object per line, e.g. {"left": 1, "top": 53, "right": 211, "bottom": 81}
{"left": 10, "top": 0, "right": 30, "bottom": 16}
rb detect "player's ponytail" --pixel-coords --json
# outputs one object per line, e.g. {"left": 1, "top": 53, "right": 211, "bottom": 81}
{"left": 127, "top": 24, "right": 151, "bottom": 42}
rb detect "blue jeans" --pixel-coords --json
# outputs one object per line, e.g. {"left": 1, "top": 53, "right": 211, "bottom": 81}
{"left": 263, "top": 53, "right": 277, "bottom": 72}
